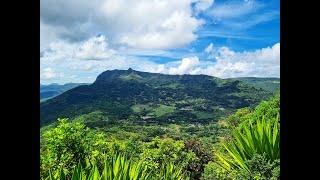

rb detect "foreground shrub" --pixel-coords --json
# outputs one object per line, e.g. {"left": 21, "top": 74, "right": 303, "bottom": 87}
{"left": 40, "top": 118, "right": 109, "bottom": 178}
{"left": 45, "top": 153, "right": 188, "bottom": 180}
{"left": 209, "top": 94, "right": 280, "bottom": 179}
{"left": 141, "top": 137, "right": 196, "bottom": 175}
{"left": 216, "top": 117, "right": 279, "bottom": 172}
{"left": 184, "top": 139, "right": 213, "bottom": 179}
{"left": 203, "top": 154, "right": 279, "bottom": 180}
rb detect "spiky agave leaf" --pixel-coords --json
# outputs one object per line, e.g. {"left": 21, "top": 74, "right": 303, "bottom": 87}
{"left": 215, "top": 116, "right": 280, "bottom": 173}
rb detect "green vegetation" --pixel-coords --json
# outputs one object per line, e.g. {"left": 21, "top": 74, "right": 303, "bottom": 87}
{"left": 41, "top": 94, "right": 279, "bottom": 179}
{"left": 40, "top": 69, "right": 272, "bottom": 126}
{"left": 203, "top": 94, "right": 280, "bottom": 180}
{"left": 152, "top": 105, "right": 176, "bottom": 117}
{"left": 229, "top": 77, "right": 280, "bottom": 93}
{"left": 215, "top": 118, "right": 279, "bottom": 171}
{"left": 40, "top": 69, "right": 280, "bottom": 179}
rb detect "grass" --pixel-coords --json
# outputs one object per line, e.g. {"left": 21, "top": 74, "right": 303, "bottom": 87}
{"left": 193, "top": 111, "right": 215, "bottom": 119}
{"left": 152, "top": 105, "right": 176, "bottom": 117}
{"left": 131, "top": 104, "right": 152, "bottom": 113}
{"left": 119, "top": 74, "right": 143, "bottom": 81}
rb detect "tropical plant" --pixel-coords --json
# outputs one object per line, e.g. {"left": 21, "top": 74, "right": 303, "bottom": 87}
{"left": 99, "top": 153, "right": 151, "bottom": 180}
{"left": 45, "top": 153, "right": 151, "bottom": 180}
{"left": 158, "top": 162, "right": 189, "bottom": 180}
{"left": 45, "top": 153, "right": 192, "bottom": 180}
{"left": 215, "top": 116, "right": 280, "bottom": 172}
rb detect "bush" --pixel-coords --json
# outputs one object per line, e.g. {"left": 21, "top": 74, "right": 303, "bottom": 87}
{"left": 184, "top": 139, "right": 213, "bottom": 179}
{"left": 40, "top": 118, "right": 109, "bottom": 178}
{"left": 210, "top": 94, "right": 280, "bottom": 179}
{"left": 141, "top": 137, "right": 196, "bottom": 176}
{"left": 203, "top": 154, "right": 279, "bottom": 180}
{"left": 235, "top": 154, "right": 280, "bottom": 180}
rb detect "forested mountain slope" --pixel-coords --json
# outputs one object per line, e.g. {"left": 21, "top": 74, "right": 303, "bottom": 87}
{"left": 40, "top": 69, "right": 272, "bottom": 126}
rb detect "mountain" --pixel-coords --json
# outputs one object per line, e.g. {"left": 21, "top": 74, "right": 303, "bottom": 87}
{"left": 40, "top": 83, "right": 89, "bottom": 101}
{"left": 40, "top": 69, "right": 273, "bottom": 126}
{"left": 228, "top": 77, "right": 280, "bottom": 93}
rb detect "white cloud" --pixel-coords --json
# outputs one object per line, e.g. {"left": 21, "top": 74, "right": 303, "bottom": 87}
{"left": 167, "top": 56, "right": 200, "bottom": 74}
{"left": 206, "top": 43, "right": 280, "bottom": 77}
{"left": 74, "top": 35, "right": 116, "bottom": 60}
{"left": 41, "top": 33, "right": 279, "bottom": 84}
{"left": 119, "top": 11, "right": 203, "bottom": 49}
{"left": 205, "top": 43, "right": 214, "bottom": 54}
{"left": 41, "top": 0, "right": 207, "bottom": 50}
{"left": 41, "top": 35, "right": 116, "bottom": 64}
{"left": 208, "top": 0, "right": 262, "bottom": 19}
{"left": 204, "top": 0, "right": 278, "bottom": 30}
{"left": 193, "top": 0, "right": 214, "bottom": 13}
{"left": 41, "top": 68, "right": 63, "bottom": 80}
{"left": 156, "top": 43, "right": 280, "bottom": 78}
{"left": 204, "top": 43, "right": 215, "bottom": 59}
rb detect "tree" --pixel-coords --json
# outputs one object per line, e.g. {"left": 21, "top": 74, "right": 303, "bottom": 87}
{"left": 40, "top": 118, "right": 108, "bottom": 178}
{"left": 184, "top": 139, "right": 213, "bottom": 180}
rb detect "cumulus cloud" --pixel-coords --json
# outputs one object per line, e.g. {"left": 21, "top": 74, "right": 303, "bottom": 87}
{"left": 41, "top": 35, "right": 116, "bottom": 63}
{"left": 155, "top": 43, "right": 280, "bottom": 78}
{"left": 119, "top": 11, "right": 203, "bottom": 49}
{"left": 74, "top": 35, "right": 116, "bottom": 60}
{"left": 40, "top": 35, "right": 163, "bottom": 83}
{"left": 40, "top": 0, "right": 279, "bottom": 84}
{"left": 167, "top": 57, "right": 200, "bottom": 74}
{"left": 40, "top": 0, "right": 207, "bottom": 50}
{"left": 212, "top": 43, "right": 280, "bottom": 78}
{"left": 41, "top": 39, "right": 280, "bottom": 83}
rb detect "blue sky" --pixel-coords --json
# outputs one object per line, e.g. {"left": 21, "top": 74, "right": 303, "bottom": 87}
{"left": 40, "top": 0, "right": 280, "bottom": 84}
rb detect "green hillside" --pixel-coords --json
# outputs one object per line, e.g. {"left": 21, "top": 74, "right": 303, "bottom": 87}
{"left": 40, "top": 93, "right": 280, "bottom": 180}
{"left": 40, "top": 69, "right": 272, "bottom": 126}
{"left": 229, "top": 77, "right": 280, "bottom": 93}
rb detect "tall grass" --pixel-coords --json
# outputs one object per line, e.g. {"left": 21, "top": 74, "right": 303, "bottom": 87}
{"left": 158, "top": 162, "right": 189, "bottom": 180}
{"left": 215, "top": 115, "right": 280, "bottom": 172}
{"left": 45, "top": 153, "right": 188, "bottom": 180}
